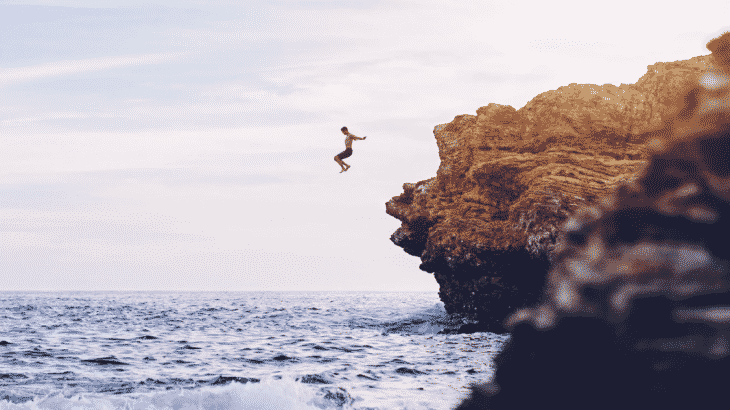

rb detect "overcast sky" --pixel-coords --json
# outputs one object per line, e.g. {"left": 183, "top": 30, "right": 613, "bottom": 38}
{"left": 0, "top": 0, "right": 728, "bottom": 292}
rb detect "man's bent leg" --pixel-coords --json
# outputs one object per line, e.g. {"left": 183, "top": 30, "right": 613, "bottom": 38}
{"left": 335, "top": 156, "right": 347, "bottom": 172}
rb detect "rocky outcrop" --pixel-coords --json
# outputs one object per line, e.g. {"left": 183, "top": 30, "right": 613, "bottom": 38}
{"left": 387, "top": 47, "right": 712, "bottom": 330}
{"left": 456, "top": 32, "right": 730, "bottom": 409}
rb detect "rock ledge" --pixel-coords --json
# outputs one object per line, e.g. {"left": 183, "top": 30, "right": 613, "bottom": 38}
{"left": 387, "top": 52, "right": 711, "bottom": 330}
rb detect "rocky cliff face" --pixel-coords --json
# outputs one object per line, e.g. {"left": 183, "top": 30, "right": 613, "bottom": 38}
{"left": 455, "top": 32, "right": 730, "bottom": 409}
{"left": 386, "top": 49, "right": 711, "bottom": 330}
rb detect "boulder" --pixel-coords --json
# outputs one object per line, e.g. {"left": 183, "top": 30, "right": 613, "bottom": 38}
{"left": 456, "top": 32, "right": 730, "bottom": 409}
{"left": 386, "top": 46, "right": 712, "bottom": 331}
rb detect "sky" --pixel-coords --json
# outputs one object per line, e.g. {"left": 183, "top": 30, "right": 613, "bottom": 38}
{"left": 0, "top": 0, "right": 728, "bottom": 292}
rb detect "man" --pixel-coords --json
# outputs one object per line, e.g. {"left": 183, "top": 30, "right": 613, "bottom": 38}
{"left": 334, "top": 126, "right": 366, "bottom": 173}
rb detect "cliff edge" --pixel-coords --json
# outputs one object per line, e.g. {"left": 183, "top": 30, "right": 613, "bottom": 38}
{"left": 386, "top": 52, "right": 711, "bottom": 330}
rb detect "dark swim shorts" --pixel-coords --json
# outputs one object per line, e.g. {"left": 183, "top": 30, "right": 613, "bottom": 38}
{"left": 336, "top": 148, "right": 353, "bottom": 159}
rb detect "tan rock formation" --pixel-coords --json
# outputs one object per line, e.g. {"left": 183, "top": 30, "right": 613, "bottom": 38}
{"left": 387, "top": 46, "right": 713, "bottom": 330}
{"left": 456, "top": 32, "right": 730, "bottom": 409}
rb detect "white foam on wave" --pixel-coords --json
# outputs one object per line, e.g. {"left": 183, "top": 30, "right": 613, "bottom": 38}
{"left": 0, "top": 379, "right": 329, "bottom": 410}
{"left": 385, "top": 301, "right": 477, "bottom": 335}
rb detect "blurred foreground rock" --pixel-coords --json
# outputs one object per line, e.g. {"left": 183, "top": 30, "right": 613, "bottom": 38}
{"left": 387, "top": 44, "right": 712, "bottom": 331}
{"left": 455, "top": 32, "right": 730, "bottom": 409}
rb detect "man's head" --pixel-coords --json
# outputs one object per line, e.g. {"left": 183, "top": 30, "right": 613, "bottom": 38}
{"left": 341, "top": 126, "right": 348, "bottom": 134}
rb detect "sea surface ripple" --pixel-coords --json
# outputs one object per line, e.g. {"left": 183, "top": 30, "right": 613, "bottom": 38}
{"left": 0, "top": 291, "right": 508, "bottom": 409}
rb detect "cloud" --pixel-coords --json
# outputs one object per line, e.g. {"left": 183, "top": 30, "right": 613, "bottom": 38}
{"left": 0, "top": 52, "right": 189, "bottom": 87}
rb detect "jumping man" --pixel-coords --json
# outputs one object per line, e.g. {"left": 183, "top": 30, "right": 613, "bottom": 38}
{"left": 334, "top": 126, "right": 366, "bottom": 173}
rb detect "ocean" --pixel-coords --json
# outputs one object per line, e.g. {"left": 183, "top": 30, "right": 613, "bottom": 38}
{"left": 0, "top": 291, "right": 508, "bottom": 410}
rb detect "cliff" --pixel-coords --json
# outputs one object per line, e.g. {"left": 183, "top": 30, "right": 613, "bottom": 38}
{"left": 387, "top": 49, "right": 712, "bottom": 330}
{"left": 457, "top": 32, "right": 730, "bottom": 409}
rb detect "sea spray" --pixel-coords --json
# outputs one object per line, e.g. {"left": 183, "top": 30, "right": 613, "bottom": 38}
{"left": 1, "top": 379, "right": 325, "bottom": 410}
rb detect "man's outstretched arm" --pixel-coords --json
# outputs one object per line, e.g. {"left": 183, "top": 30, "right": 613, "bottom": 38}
{"left": 345, "top": 132, "right": 365, "bottom": 140}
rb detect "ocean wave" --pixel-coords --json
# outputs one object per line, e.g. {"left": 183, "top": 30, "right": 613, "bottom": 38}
{"left": 0, "top": 379, "right": 346, "bottom": 410}
{"left": 0, "top": 292, "right": 503, "bottom": 409}
{"left": 379, "top": 302, "right": 475, "bottom": 335}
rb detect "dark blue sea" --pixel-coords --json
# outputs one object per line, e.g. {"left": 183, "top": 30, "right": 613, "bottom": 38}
{"left": 0, "top": 291, "right": 508, "bottom": 409}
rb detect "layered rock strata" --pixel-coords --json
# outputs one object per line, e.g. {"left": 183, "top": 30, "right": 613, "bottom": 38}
{"left": 457, "top": 32, "right": 730, "bottom": 409}
{"left": 387, "top": 49, "right": 711, "bottom": 330}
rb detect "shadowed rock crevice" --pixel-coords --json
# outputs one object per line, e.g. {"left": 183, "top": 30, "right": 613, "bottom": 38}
{"left": 430, "top": 248, "right": 550, "bottom": 328}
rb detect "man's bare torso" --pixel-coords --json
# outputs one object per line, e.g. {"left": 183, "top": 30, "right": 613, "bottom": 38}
{"left": 344, "top": 132, "right": 358, "bottom": 149}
